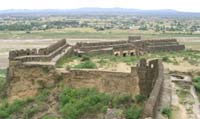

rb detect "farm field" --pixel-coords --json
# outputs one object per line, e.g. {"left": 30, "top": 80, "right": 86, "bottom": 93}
{"left": 1, "top": 29, "right": 200, "bottom": 40}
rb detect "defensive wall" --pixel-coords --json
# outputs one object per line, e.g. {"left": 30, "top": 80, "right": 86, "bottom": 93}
{"left": 141, "top": 59, "right": 164, "bottom": 119}
{"left": 6, "top": 37, "right": 177, "bottom": 119}
{"left": 8, "top": 36, "right": 185, "bottom": 63}
{"left": 74, "top": 36, "right": 185, "bottom": 56}
{"left": 8, "top": 39, "right": 69, "bottom": 62}
{"left": 7, "top": 58, "right": 162, "bottom": 98}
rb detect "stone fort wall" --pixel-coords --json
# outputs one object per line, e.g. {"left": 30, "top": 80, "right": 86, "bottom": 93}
{"left": 8, "top": 39, "right": 69, "bottom": 62}
{"left": 7, "top": 57, "right": 164, "bottom": 119}
{"left": 8, "top": 36, "right": 185, "bottom": 63}
{"left": 141, "top": 59, "right": 164, "bottom": 119}
{"left": 74, "top": 36, "right": 185, "bottom": 56}
{"left": 7, "top": 58, "right": 163, "bottom": 103}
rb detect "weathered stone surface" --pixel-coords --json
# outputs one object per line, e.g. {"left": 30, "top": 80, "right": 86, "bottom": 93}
{"left": 141, "top": 60, "right": 164, "bottom": 119}
{"left": 74, "top": 36, "right": 185, "bottom": 56}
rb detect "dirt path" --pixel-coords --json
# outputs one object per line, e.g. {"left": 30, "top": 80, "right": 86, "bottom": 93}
{"left": 171, "top": 82, "right": 188, "bottom": 119}
{"left": 171, "top": 74, "right": 200, "bottom": 119}
{"left": 190, "top": 86, "right": 200, "bottom": 119}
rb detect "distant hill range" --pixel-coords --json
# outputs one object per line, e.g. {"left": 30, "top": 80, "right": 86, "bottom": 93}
{"left": 0, "top": 8, "right": 200, "bottom": 17}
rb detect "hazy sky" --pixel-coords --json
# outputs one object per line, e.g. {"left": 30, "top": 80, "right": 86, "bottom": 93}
{"left": 1, "top": 0, "right": 199, "bottom": 12}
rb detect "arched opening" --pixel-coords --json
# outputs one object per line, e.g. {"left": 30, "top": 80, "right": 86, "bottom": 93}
{"left": 130, "top": 52, "right": 134, "bottom": 56}
{"left": 114, "top": 52, "right": 119, "bottom": 56}
{"left": 114, "top": 52, "right": 120, "bottom": 56}
{"left": 123, "top": 52, "right": 127, "bottom": 57}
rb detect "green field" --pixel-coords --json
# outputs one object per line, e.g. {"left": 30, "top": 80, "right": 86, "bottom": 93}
{"left": 1, "top": 28, "right": 200, "bottom": 39}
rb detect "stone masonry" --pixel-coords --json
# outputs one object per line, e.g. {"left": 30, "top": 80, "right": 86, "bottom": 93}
{"left": 74, "top": 36, "right": 185, "bottom": 56}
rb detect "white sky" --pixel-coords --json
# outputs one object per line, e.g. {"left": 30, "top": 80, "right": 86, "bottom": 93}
{"left": 0, "top": 0, "right": 200, "bottom": 12}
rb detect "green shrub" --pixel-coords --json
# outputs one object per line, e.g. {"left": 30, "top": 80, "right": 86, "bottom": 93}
{"left": 24, "top": 107, "right": 39, "bottom": 119}
{"left": 135, "top": 95, "right": 147, "bottom": 103}
{"left": 0, "top": 69, "right": 6, "bottom": 96}
{"left": 97, "top": 59, "right": 108, "bottom": 66}
{"left": 193, "top": 77, "right": 200, "bottom": 94}
{"left": 162, "top": 106, "right": 172, "bottom": 118}
{"left": 194, "top": 82, "right": 200, "bottom": 93}
{"left": 59, "top": 88, "right": 110, "bottom": 119}
{"left": 36, "top": 89, "right": 50, "bottom": 102}
{"left": 73, "top": 60, "right": 97, "bottom": 69}
{"left": 0, "top": 100, "right": 26, "bottom": 118}
{"left": 193, "top": 77, "right": 200, "bottom": 82}
{"left": 0, "top": 77, "right": 6, "bottom": 98}
{"left": 124, "top": 105, "right": 142, "bottom": 119}
{"left": 162, "top": 56, "right": 171, "bottom": 62}
{"left": 81, "top": 55, "right": 90, "bottom": 61}
{"left": 56, "top": 56, "right": 78, "bottom": 68}
{"left": 112, "top": 94, "right": 132, "bottom": 108}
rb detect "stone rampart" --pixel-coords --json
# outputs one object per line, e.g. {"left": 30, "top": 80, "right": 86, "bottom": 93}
{"left": 9, "top": 39, "right": 68, "bottom": 63}
{"left": 60, "top": 68, "right": 139, "bottom": 95}
{"left": 38, "top": 39, "right": 66, "bottom": 55}
{"left": 9, "top": 48, "right": 38, "bottom": 60}
{"left": 128, "top": 36, "right": 142, "bottom": 42}
{"left": 147, "top": 45, "right": 185, "bottom": 52}
{"left": 74, "top": 37, "right": 185, "bottom": 56}
{"left": 6, "top": 58, "right": 162, "bottom": 102}
{"left": 141, "top": 60, "right": 164, "bottom": 119}
{"left": 144, "top": 39, "right": 185, "bottom": 52}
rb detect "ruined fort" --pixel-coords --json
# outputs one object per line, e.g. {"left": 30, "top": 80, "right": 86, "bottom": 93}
{"left": 6, "top": 36, "right": 185, "bottom": 119}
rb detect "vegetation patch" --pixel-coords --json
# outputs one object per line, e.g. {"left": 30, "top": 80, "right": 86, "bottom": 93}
{"left": 0, "top": 89, "right": 50, "bottom": 119}
{"left": 59, "top": 88, "right": 110, "bottom": 119}
{"left": 56, "top": 55, "right": 78, "bottom": 68}
{"left": 176, "top": 89, "right": 189, "bottom": 103}
{"left": 124, "top": 104, "right": 143, "bottom": 119}
{"left": 0, "top": 69, "right": 6, "bottom": 98}
{"left": 162, "top": 106, "right": 172, "bottom": 119}
{"left": 59, "top": 88, "right": 145, "bottom": 119}
{"left": 73, "top": 60, "right": 97, "bottom": 69}
{"left": 193, "top": 77, "right": 200, "bottom": 98}
{"left": 0, "top": 99, "right": 29, "bottom": 118}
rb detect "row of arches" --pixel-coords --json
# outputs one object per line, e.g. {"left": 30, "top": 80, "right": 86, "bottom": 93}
{"left": 114, "top": 50, "right": 137, "bottom": 57}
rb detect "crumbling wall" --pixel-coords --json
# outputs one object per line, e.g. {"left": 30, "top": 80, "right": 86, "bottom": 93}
{"left": 137, "top": 59, "right": 159, "bottom": 96}
{"left": 60, "top": 68, "right": 140, "bottom": 95}
{"left": 144, "top": 39, "right": 185, "bottom": 52}
{"left": 141, "top": 60, "right": 164, "bottom": 119}
{"left": 6, "top": 63, "right": 59, "bottom": 100}
{"left": 38, "top": 39, "right": 66, "bottom": 55}
{"left": 74, "top": 37, "right": 185, "bottom": 56}
{"left": 9, "top": 39, "right": 69, "bottom": 62}
{"left": 6, "top": 63, "right": 140, "bottom": 100}
{"left": 6, "top": 58, "right": 163, "bottom": 110}
{"left": 9, "top": 48, "right": 38, "bottom": 60}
